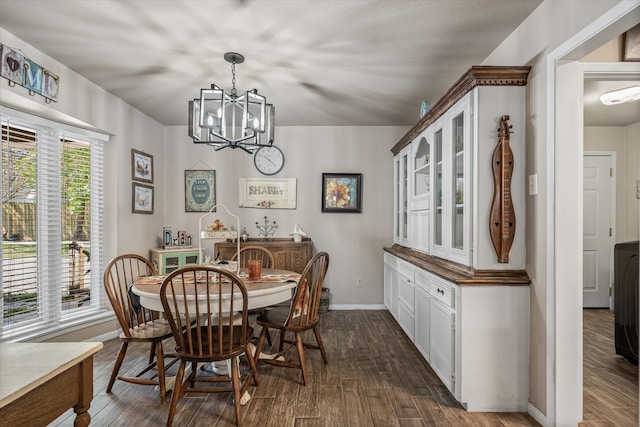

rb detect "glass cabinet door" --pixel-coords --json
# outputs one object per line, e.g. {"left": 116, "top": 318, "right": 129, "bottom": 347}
{"left": 452, "top": 112, "right": 464, "bottom": 251}
{"left": 394, "top": 147, "right": 410, "bottom": 245}
{"left": 413, "top": 136, "right": 430, "bottom": 200}
{"left": 401, "top": 149, "right": 409, "bottom": 242}
{"left": 433, "top": 129, "right": 443, "bottom": 247}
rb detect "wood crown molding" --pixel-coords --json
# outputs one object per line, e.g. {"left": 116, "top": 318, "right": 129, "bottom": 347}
{"left": 391, "top": 66, "right": 531, "bottom": 155}
{"left": 384, "top": 244, "right": 530, "bottom": 286}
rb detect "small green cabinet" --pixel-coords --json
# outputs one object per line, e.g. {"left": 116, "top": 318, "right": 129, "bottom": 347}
{"left": 150, "top": 248, "right": 200, "bottom": 274}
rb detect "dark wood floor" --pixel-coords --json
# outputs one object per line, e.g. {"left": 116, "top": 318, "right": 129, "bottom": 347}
{"left": 581, "top": 309, "right": 638, "bottom": 426}
{"left": 50, "top": 309, "right": 635, "bottom": 426}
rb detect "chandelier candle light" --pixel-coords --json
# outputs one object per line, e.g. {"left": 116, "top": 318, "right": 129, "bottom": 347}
{"left": 189, "top": 52, "right": 275, "bottom": 153}
{"left": 256, "top": 216, "right": 278, "bottom": 241}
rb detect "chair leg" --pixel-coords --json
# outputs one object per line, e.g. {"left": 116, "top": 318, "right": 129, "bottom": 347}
{"left": 107, "top": 342, "right": 128, "bottom": 392}
{"left": 156, "top": 340, "right": 167, "bottom": 405}
{"left": 166, "top": 360, "right": 186, "bottom": 427}
{"left": 230, "top": 357, "right": 242, "bottom": 426}
{"left": 265, "top": 328, "right": 273, "bottom": 347}
{"left": 313, "top": 325, "right": 329, "bottom": 364}
{"left": 295, "top": 332, "right": 308, "bottom": 386}
{"left": 278, "top": 330, "right": 285, "bottom": 352}
{"left": 148, "top": 342, "right": 157, "bottom": 365}
{"left": 254, "top": 326, "right": 269, "bottom": 361}
{"left": 244, "top": 343, "right": 259, "bottom": 387}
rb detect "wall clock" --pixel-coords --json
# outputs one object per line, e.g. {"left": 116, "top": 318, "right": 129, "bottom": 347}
{"left": 254, "top": 145, "right": 285, "bottom": 175}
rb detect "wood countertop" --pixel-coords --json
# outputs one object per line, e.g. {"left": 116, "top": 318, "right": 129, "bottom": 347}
{"left": 384, "top": 244, "right": 530, "bottom": 286}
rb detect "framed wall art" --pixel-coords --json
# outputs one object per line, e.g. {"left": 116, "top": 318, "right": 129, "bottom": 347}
{"left": 623, "top": 23, "right": 640, "bottom": 61}
{"left": 132, "top": 182, "right": 154, "bottom": 214}
{"left": 239, "top": 177, "right": 296, "bottom": 209}
{"left": 322, "top": 173, "right": 362, "bottom": 213}
{"left": 131, "top": 149, "right": 154, "bottom": 183}
{"left": 185, "top": 169, "right": 216, "bottom": 212}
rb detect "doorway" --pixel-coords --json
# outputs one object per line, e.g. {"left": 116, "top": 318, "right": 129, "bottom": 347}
{"left": 583, "top": 152, "right": 615, "bottom": 309}
{"left": 549, "top": 2, "right": 640, "bottom": 424}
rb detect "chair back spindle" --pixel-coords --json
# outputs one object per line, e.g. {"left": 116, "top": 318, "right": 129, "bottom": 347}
{"left": 231, "top": 245, "right": 275, "bottom": 269}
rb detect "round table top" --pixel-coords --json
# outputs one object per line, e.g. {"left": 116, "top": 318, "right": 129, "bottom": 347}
{"left": 131, "top": 268, "right": 300, "bottom": 312}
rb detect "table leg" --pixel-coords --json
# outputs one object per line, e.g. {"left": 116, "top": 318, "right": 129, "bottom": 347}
{"left": 73, "top": 357, "right": 94, "bottom": 427}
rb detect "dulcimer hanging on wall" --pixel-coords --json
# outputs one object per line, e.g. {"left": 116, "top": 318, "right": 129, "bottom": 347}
{"left": 490, "top": 115, "right": 515, "bottom": 263}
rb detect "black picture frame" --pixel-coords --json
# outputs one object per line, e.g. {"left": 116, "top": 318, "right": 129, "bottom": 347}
{"left": 321, "top": 173, "right": 362, "bottom": 213}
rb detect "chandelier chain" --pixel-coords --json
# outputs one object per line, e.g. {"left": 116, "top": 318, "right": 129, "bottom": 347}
{"left": 230, "top": 60, "right": 237, "bottom": 96}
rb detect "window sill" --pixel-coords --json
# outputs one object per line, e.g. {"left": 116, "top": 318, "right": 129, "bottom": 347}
{"left": 1, "top": 309, "right": 116, "bottom": 342}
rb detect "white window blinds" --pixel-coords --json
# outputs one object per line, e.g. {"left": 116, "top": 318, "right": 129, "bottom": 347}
{"left": 1, "top": 107, "right": 108, "bottom": 340}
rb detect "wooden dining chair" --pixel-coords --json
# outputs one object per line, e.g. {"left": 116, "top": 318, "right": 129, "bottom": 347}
{"left": 231, "top": 245, "right": 275, "bottom": 268}
{"left": 103, "top": 254, "right": 177, "bottom": 404}
{"left": 254, "top": 251, "right": 330, "bottom": 386}
{"left": 160, "top": 266, "right": 259, "bottom": 427}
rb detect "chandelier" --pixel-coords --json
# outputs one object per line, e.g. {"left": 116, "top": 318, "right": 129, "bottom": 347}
{"left": 189, "top": 52, "right": 275, "bottom": 153}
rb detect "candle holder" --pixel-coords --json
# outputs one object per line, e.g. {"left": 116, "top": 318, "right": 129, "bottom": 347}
{"left": 255, "top": 216, "right": 278, "bottom": 241}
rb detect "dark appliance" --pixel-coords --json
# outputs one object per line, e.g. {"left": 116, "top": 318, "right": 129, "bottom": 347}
{"left": 614, "top": 240, "right": 639, "bottom": 362}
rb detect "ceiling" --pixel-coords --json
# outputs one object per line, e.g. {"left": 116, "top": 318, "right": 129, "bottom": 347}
{"left": 0, "top": 0, "right": 637, "bottom": 129}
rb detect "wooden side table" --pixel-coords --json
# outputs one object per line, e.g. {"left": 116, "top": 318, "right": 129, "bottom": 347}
{"left": 214, "top": 238, "right": 313, "bottom": 274}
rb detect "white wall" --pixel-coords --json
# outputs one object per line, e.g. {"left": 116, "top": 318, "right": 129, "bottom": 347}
{"left": 584, "top": 123, "right": 640, "bottom": 242}
{"left": 163, "top": 125, "right": 406, "bottom": 306}
{"left": 480, "top": 0, "right": 627, "bottom": 423}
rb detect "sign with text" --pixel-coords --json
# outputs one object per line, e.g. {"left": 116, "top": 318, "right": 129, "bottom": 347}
{"left": 239, "top": 178, "right": 297, "bottom": 209}
{"left": 185, "top": 170, "right": 216, "bottom": 212}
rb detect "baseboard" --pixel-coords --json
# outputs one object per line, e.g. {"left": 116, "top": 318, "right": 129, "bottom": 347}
{"left": 328, "top": 304, "right": 386, "bottom": 310}
{"left": 528, "top": 402, "right": 547, "bottom": 426}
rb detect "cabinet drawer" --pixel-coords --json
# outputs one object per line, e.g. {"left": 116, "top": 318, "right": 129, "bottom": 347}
{"left": 397, "top": 258, "right": 414, "bottom": 282}
{"left": 431, "top": 277, "right": 455, "bottom": 308}
{"left": 398, "top": 278, "right": 415, "bottom": 311}
{"left": 384, "top": 252, "right": 398, "bottom": 269}
{"left": 414, "top": 269, "right": 430, "bottom": 293}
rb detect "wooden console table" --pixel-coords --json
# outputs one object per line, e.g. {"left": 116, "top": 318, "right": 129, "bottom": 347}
{"left": 0, "top": 341, "right": 103, "bottom": 426}
{"left": 215, "top": 237, "right": 313, "bottom": 274}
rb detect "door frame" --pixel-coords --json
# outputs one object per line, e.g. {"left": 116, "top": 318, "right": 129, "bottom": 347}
{"left": 583, "top": 151, "right": 616, "bottom": 309}
{"left": 547, "top": 2, "right": 640, "bottom": 425}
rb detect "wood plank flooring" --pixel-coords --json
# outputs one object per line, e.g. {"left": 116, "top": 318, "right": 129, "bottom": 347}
{"left": 581, "top": 309, "right": 638, "bottom": 426}
{"left": 49, "top": 309, "right": 634, "bottom": 426}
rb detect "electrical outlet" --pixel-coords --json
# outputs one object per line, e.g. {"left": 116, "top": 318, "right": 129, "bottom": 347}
{"left": 356, "top": 277, "right": 363, "bottom": 287}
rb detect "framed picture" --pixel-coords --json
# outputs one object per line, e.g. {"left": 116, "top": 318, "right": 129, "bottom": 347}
{"left": 239, "top": 178, "right": 297, "bottom": 209}
{"left": 131, "top": 149, "right": 154, "bottom": 183}
{"left": 185, "top": 170, "right": 216, "bottom": 212}
{"left": 132, "top": 182, "right": 154, "bottom": 214}
{"left": 322, "top": 173, "right": 362, "bottom": 213}
{"left": 623, "top": 23, "right": 640, "bottom": 61}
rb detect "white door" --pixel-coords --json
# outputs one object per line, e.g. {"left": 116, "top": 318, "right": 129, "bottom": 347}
{"left": 583, "top": 153, "right": 614, "bottom": 308}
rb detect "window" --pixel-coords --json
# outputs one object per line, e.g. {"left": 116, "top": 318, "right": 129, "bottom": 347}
{"left": 1, "top": 107, "right": 108, "bottom": 340}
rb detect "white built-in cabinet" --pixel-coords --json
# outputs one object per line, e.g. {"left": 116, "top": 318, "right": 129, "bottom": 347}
{"left": 392, "top": 66, "right": 531, "bottom": 270}
{"left": 383, "top": 251, "right": 529, "bottom": 411}
{"left": 385, "top": 66, "right": 532, "bottom": 412}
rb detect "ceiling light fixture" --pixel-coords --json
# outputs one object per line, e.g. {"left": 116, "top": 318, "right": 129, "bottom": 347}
{"left": 189, "top": 52, "right": 274, "bottom": 153}
{"left": 599, "top": 85, "right": 640, "bottom": 105}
